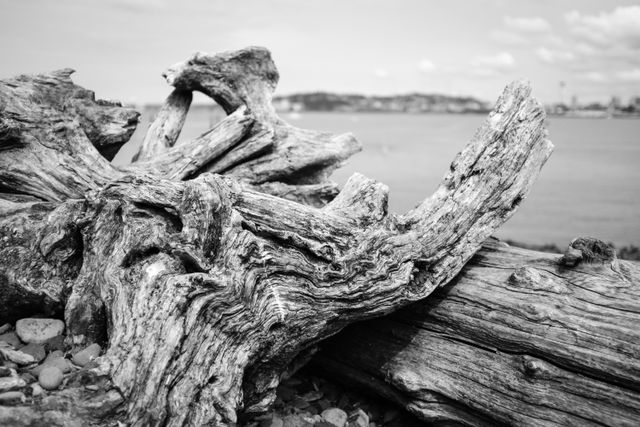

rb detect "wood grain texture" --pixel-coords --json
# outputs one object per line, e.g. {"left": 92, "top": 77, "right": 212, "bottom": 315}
{"left": 313, "top": 238, "right": 640, "bottom": 426}
{"left": 163, "top": 47, "right": 362, "bottom": 205}
{"left": 0, "top": 47, "right": 552, "bottom": 426}
{"left": 133, "top": 89, "right": 192, "bottom": 162}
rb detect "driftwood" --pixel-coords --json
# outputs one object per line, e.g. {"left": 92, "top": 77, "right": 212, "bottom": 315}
{"left": 313, "top": 237, "right": 640, "bottom": 426}
{"left": 0, "top": 46, "right": 553, "bottom": 426}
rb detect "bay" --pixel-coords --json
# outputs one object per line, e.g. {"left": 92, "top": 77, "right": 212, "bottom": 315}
{"left": 113, "top": 109, "right": 640, "bottom": 247}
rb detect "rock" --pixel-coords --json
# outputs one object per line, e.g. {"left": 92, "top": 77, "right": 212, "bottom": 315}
{"left": 347, "top": 409, "right": 369, "bottom": 427}
{"left": 20, "top": 372, "right": 37, "bottom": 384}
{"left": 49, "top": 356, "right": 73, "bottom": 373}
{"left": 43, "top": 334, "right": 66, "bottom": 352}
{"left": 71, "top": 343, "right": 101, "bottom": 367}
{"left": 15, "top": 318, "right": 65, "bottom": 344}
{"left": 0, "top": 366, "right": 11, "bottom": 377}
{"left": 19, "top": 343, "right": 46, "bottom": 362}
{"left": 0, "top": 390, "right": 25, "bottom": 404}
{"left": 0, "top": 347, "right": 36, "bottom": 365}
{"left": 30, "top": 383, "right": 43, "bottom": 397}
{"left": 38, "top": 366, "right": 63, "bottom": 390}
{"left": 0, "top": 373, "right": 26, "bottom": 392}
{"left": 293, "top": 396, "right": 311, "bottom": 409}
{"left": 2, "top": 361, "right": 18, "bottom": 370}
{"left": 282, "top": 414, "right": 313, "bottom": 427}
{"left": 0, "top": 324, "right": 10, "bottom": 334}
{"left": 316, "top": 398, "right": 331, "bottom": 411}
{"left": 321, "top": 408, "right": 348, "bottom": 427}
{"left": 45, "top": 349, "right": 64, "bottom": 361}
{"left": 261, "top": 415, "right": 284, "bottom": 427}
{"left": 302, "top": 390, "right": 323, "bottom": 402}
{"left": 0, "top": 331, "right": 22, "bottom": 348}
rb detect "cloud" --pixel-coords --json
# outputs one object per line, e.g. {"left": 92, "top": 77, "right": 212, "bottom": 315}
{"left": 374, "top": 68, "right": 389, "bottom": 78}
{"left": 536, "top": 47, "right": 576, "bottom": 63}
{"left": 565, "top": 6, "right": 640, "bottom": 49}
{"left": 418, "top": 59, "right": 435, "bottom": 73}
{"left": 504, "top": 16, "right": 551, "bottom": 33}
{"left": 472, "top": 52, "right": 515, "bottom": 70}
{"left": 580, "top": 71, "right": 607, "bottom": 83}
{"left": 490, "top": 29, "right": 527, "bottom": 45}
{"left": 616, "top": 69, "right": 640, "bottom": 82}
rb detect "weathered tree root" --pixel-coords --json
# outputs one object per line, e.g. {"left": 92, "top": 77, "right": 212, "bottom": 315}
{"left": 0, "top": 47, "right": 552, "bottom": 425}
{"left": 313, "top": 237, "right": 640, "bottom": 426}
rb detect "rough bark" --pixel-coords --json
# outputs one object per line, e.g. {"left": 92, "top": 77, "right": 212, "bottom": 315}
{"left": 0, "top": 46, "right": 552, "bottom": 426}
{"left": 313, "top": 237, "right": 640, "bottom": 426}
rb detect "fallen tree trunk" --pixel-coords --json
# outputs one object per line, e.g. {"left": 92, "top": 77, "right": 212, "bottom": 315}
{"left": 0, "top": 47, "right": 552, "bottom": 426}
{"left": 313, "top": 237, "right": 640, "bottom": 426}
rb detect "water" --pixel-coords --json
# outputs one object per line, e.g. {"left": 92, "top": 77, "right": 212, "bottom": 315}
{"left": 114, "top": 109, "right": 640, "bottom": 247}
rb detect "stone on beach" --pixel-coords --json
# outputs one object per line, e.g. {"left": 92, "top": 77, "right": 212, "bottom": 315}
{"left": 0, "top": 332, "right": 22, "bottom": 348}
{"left": 19, "top": 343, "right": 46, "bottom": 362}
{"left": 321, "top": 408, "right": 348, "bottom": 427}
{"left": 15, "top": 318, "right": 65, "bottom": 344}
{"left": 38, "top": 366, "right": 64, "bottom": 390}
{"left": 0, "top": 373, "right": 26, "bottom": 392}
{"left": 72, "top": 343, "right": 101, "bottom": 367}
{"left": 0, "top": 391, "right": 25, "bottom": 404}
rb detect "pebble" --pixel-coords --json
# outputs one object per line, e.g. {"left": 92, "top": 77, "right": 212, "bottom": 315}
{"left": 347, "top": 409, "right": 369, "bottom": 427}
{"left": 72, "top": 343, "right": 101, "bottom": 367}
{"left": 301, "top": 390, "right": 323, "bottom": 402}
{"left": 0, "top": 332, "right": 22, "bottom": 348}
{"left": 0, "top": 391, "right": 25, "bottom": 404}
{"left": 0, "top": 324, "right": 10, "bottom": 335}
{"left": 0, "top": 374, "right": 26, "bottom": 392}
{"left": 0, "top": 347, "right": 36, "bottom": 365}
{"left": 262, "top": 415, "right": 284, "bottom": 427}
{"left": 282, "top": 414, "right": 312, "bottom": 427}
{"left": 30, "top": 383, "right": 44, "bottom": 397}
{"left": 38, "top": 366, "right": 63, "bottom": 390}
{"left": 0, "top": 366, "right": 11, "bottom": 377}
{"left": 15, "top": 318, "right": 65, "bottom": 345}
{"left": 19, "top": 343, "right": 46, "bottom": 362}
{"left": 43, "top": 335, "right": 66, "bottom": 352}
{"left": 31, "top": 355, "right": 72, "bottom": 377}
{"left": 321, "top": 408, "right": 348, "bottom": 427}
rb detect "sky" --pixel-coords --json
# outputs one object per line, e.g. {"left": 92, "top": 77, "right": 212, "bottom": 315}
{"left": 1, "top": 0, "right": 639, "bottom": 105}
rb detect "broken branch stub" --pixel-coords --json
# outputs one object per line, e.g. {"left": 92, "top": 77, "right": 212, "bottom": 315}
{"left": 0, "top": 46, "right": 552, "bottom": 426}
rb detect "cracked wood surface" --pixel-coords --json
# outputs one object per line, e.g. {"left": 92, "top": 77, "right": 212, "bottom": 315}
{"left": 313, "top": 238, "right": 640, "bottom": 426}
{"left": 0, "top": 46, "right": 552, "bottom": 426}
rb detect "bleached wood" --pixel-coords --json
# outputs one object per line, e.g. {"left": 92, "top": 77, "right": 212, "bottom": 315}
{"left": 314, "top": 238, "right": 640, "bottom": 427}
{"left": 0, "top": 47, "right": 552, "bottom": 426}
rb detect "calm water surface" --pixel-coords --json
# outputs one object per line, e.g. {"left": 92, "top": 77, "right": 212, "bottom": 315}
{"left": 114, "top": 110, "right": 640, "bottom": 247}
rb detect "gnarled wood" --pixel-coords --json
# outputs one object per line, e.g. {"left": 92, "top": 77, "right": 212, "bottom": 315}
{"left": 132, "top": 89, "right": 192, "bottom": 162}
{"left": 313, "top": 238, "right": 640, "bottom": 426}
{"left": 0, "top": 46, "right": 552, "bottom": 426}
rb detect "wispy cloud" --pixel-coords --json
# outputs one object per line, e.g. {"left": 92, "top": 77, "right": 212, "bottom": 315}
{"left": 616, "top": 68, "right": 640, "bottom": 82}
{"left": 504, "top": 16, "right": 551, "bottom": 33}
{"left": 565, "top": 6, "right": 640, "bottom": 49}
{"left": 418, "top": 59, "right": 436, "bottom": 73}
{"left": 536, "top": 47, "right": 576, "bottom": 64}
{"left": 472, "top": 52, "right": 515, "bottom": 69}
{"left": 374, "top": 68, "right": 389, "bottom": 78}
{"left": 490, "top": 29, "right": 528, "bottom": 46}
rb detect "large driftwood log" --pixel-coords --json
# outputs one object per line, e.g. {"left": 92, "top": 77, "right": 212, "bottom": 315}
{"left": 313, "top": 237, "right": 640, "bottom": 426}
{"left": 0, "top": 47, "right": 552, "bottom": 426}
